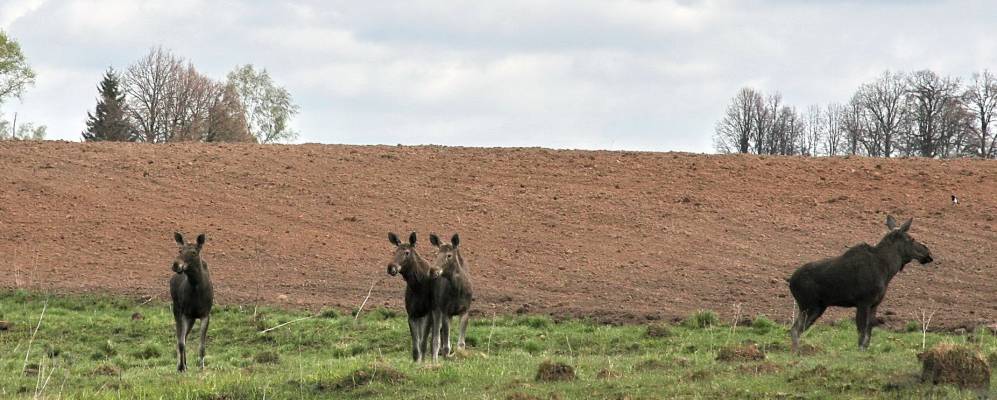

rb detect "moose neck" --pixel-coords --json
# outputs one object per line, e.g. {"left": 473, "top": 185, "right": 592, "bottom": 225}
{"left": 402, "top": 253, "right": 433, "bottom": 285}
{"left": 183, "top": 261, "right": 209, "bottom": 286}
{"left": 874, "top": 236, "right": 910, "bottom": 280}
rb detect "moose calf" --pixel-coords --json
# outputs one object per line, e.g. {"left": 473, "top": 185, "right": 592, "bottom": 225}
{"left": 789, "top": 216, "right": 933, "bottom": 352}
{"left": 170, "top": 232, "right": 214, "bottom": 372}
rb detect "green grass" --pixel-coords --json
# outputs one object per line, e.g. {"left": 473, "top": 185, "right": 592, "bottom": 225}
{"left": 0, "top": 290, "right": 994, "bottom": 399}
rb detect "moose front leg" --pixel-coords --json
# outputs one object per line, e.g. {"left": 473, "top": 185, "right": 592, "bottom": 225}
{"left": 430, "top": 310, "right": 444, "bottom": 363}
{"left": 861, "top": 304, "right": 879, "bottom": 349}
{"left": 408, "top": 318, "right": 423, "bottom": 362}
{"left": 176, "top": 316, "right": 191, "bottom": 372}
{"left": 855, "top": 306, "right": 871, "bottom": 350}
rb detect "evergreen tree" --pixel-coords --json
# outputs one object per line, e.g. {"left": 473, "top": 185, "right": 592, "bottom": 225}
{"left": 82, "top": 68, "right": 134, "bottom": 141}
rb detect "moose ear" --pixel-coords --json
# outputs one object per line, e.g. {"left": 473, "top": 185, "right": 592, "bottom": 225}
{"left": 388, "top": 232, "right": 401, "bottom": 246}
{"left": 429, "top": 234, "right": 441, "bottom": 247}
{"left": 408, "top": 232, "right": 417, "bottom": 246}
{"left": 451, "top": 233, "right": 460, "bottom": 248}
{"left": 196, "top": 234, "right": 206, "bottom": 249}
{"left": 899, "top": 218, "right": 913, "bottom": 232}
{"left": 174, "top": 232, "right": 185, "bottom": 246}
{"left": 885, "top": 215, "right": 897, "bottom": 230}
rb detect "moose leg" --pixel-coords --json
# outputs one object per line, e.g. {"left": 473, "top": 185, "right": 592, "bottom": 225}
{"left": 176, "top": 316, "right": 191, "bottom": 372}
{"left": 198, "top": 315, "right": 210, "bottom": 369}
{"left": 861, "top": 305, "right": 879, "bottom": 349}
{"left": 855, "top": 306, "right": 870, "bottom": 350}
{"left": 457, "top": 312, "right": 470, "bottom": 350}
{"left": 421, "top": 315, "right": 433, "bottom": 358}
{"left": 408, "top": 318, "right": 423, "bottom": 362}
{"left": 790, "top": 308, "right": 807, "bottom": 353}
{"left": 430, "top": 310, "right": 444, "bottom": 363}
{"left": 791, "top": 306, "right": 826, "bottom": 353}
{"left": 441, "top": 316, "right": 452, "bottom": 358}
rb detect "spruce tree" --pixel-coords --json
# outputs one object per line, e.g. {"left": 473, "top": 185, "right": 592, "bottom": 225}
{"left": 82, "top": 68, "right": 134, "bottom": 141}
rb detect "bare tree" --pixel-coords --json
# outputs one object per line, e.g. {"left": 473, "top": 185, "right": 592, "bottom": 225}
{"left": 124, "top": 47, "right": 251, "bottom": 143}
{"left": 857, "top": 71, "right": 910, "bottom": 157}
{"left": 714, "top": 87, "right": 760, "bottom": 153}
{"left": 823, "top": 103, "right": 846, "bottom": 156}
{"left": 964, "top": 70, "right": 997, "bottom": 158}
{"left": 906, "top": 70, "right": 961, "bottom": 157}
{"left": 841, "top": 95, "right": 867, "bottom": 156}
{"left": 124, "top": 47, "right": 183, "bottom": 142}
{"left": 801, "top": 105, "right": 824, "bottom": 156}
{"left": 755, "top": 93, "right": 782, "bottom": 154}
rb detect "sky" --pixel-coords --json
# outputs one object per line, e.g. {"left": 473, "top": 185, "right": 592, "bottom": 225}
{"left": 2, "top": 0, "right": 997, "bottom": 152}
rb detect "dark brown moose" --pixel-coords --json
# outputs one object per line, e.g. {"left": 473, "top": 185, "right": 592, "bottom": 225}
{"left": 789, "top": 215, "right": 933, "bottom": 352}
{"left": 170, "top": 232, "right": 214, "bottom": 372}
{"left": 386, "top": 232, "right": 440, "bottom": 362}
{"left": 428, "top": 233, "right": 474, "bottom": 362}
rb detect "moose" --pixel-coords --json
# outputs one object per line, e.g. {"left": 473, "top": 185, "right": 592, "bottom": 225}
{"left": 789, "top": 215, "right": 933, "bottom": 352}
{"left": 386, "top": 232, "right": 439, "bottom": 362}
{"left": 428, "top": 233, "right": 474, "bottom": 362}
{"left": 170, "top": 232, "right": 214, "bottom": 372}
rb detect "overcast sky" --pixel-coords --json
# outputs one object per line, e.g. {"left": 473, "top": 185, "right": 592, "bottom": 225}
{"left": 2, "top": 0, "right": 996, "bottom": 152}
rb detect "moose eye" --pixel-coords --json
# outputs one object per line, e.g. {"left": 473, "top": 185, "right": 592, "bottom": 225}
{"left": 447, "top": 254, "right": 453, "bottom": 259}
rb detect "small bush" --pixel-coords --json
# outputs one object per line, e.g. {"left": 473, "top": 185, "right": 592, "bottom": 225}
{"left": 536, "top": 360, "right": 575, "bottom": 382}
{"left": 905, "top": 320, "right": 920, "bottom": 333}
{"left": 683, "top": 310, "right": 719, "bottom": 329}
{"left": 750, "top": 315, "right": 777, "bottom": 333}
{"left": 319, "top": 308, "right": 339, "bottom": 319}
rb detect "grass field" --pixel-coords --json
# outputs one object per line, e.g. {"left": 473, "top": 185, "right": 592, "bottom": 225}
{"left": 0, "top": 290, "right": 993, "bottom": 399}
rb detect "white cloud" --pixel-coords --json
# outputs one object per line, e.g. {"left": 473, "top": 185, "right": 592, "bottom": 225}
{"left": 0, "top": 0, "right": 46, "bottom": 28}
{"left": 3, "top": 0, "right": 997, "bottom": 151}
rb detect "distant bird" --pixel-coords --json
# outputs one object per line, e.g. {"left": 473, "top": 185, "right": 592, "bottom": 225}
{"left": 951, "top": 194, "right": 959, "bottom": 206}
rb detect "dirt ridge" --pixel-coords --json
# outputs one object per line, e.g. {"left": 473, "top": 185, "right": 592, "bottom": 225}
{"left": 0, "top": 141, "right": 994, "bottom": 328}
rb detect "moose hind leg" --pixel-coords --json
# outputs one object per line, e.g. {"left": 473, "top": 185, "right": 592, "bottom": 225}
{"left": 441, "top": 316, "right": 452, "bottom": 358}
{"left": 457, "top": 312, "right": 470, "bottom": 350}
{"left": 792, "top": 306, "right": 826, "bottom": 353}
{"left": 198, "top": 315, "right": 210, "bottom": 369}
{"left": 790, "top": 308, "right": 807, "bottom": 353}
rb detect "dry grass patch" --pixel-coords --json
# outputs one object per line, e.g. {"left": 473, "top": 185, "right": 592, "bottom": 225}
{"left": 716, "top": 343, "right": 765, "bottom": 362}
{"left": 536, "top": 360, "right": 575, "bottom": 382}
{"left": 918, "top": 343, "right": 990, "bottom": 390}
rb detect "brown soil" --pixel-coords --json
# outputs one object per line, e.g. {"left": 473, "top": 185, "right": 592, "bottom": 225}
{"left": 0, "top": 141, "right": 995, "bottom": 328}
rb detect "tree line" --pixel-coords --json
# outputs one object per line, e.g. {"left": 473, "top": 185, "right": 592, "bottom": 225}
{"left": 714, "top": 70, "right": 997, "bottom": 159}
{"left": 0, "top": 30, "right": 46, "bottom": 140}
{"left": 83, "top": 47, "right": 299, "bottom": 143}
